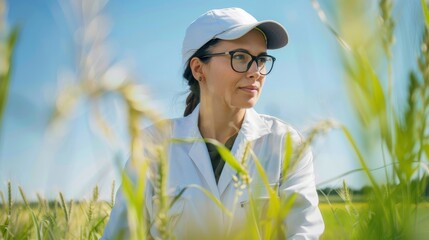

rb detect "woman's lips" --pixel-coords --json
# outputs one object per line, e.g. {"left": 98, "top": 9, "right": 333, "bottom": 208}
{"left": 239, "top": 86, "right": 259, "bottom": 93}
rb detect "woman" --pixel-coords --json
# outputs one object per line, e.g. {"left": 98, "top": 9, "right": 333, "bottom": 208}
{"left": 103, "top": 7, "right": 324, "bottom": 239}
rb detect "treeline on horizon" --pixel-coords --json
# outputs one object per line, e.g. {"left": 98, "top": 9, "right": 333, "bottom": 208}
{"left": 318, "top": 176, "right": 429, "bottom": 201}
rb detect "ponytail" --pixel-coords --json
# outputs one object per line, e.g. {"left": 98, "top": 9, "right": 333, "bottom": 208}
{"left": 184, "top": 91, "right": 199, "bottom": 117}
{"left": 183, "top": 39, "right": 220, "bottom": 116}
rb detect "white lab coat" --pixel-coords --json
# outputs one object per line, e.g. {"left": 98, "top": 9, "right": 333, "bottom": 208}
{"left": 102, "top": 105, "right": 324, "bottom": 239}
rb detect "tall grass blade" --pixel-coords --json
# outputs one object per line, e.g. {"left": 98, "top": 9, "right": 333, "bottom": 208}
{"left": 317, "top": 162, "right": 398, "bottom": 186}
{"left": 120, "top": 160, "right": 149, "bottom": 240}
{"left": 206, "top": 138, "right": 247, "bottom": 175}
{"left": 252, "top": 153, "right": 278, "bottom": 239}
{"left": 0, "top": 26, "right": 19, "bottom": 127}
{"left": 422, "top": 0, "right": 429, "bottom": 27}
{"left": 281, "top": 132, "right": 293, "bottom": 181}
{"left": 311, "top": 0, "right": 351, "bottom": 51}
{"left": 185, "top": 184, "right": 232, "bottom": 217}
{"left": 249, "top": 150, "right": 277, "bottom": 197}
{"left": 340, "top": 126, "right": 383, "bottom": 200}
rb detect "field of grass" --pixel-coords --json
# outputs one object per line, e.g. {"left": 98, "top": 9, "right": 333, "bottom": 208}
{"left": 320, "top": 202, "right": 366, "bottom": 239}
{"left": 320, "top": 202, "right": 429, "bottom": 239}
{"left": 2, "top": 198, "right": 429, "bottom": 239}
{"left": 0, "top": 186, "right": 112, "bottom": 239}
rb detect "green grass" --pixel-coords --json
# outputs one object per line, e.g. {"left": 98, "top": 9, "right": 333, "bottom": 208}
{"left": 2, "top": 198, "right": 428, "bottom": 240}
{"left": 320, "top": 202, "right": 367, "bottom": 240}
{"left": 0, "top": 190, "right": 111, "bottom": 239}
{"left": 320, "top": 202, "right": 429, "bottom": 240}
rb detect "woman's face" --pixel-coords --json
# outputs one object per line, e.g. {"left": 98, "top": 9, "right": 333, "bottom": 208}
{"left": 199, "top": 29, "right": 268, "bottom": 109}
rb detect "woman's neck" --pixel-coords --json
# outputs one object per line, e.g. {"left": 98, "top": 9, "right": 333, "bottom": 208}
{"left": 198, "top": 100, "right": 245, "bottom": 144}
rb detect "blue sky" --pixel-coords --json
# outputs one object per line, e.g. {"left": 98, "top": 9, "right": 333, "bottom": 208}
{"left": 0, "top": 0, "right": 423, "bottom": 200}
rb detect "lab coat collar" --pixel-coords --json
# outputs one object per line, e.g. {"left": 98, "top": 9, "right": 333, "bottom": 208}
{"left": 184, "top": 104, "right": 271, "bottom": 197}
{"left": 240, "top": 107, "right": 272, "bottom": 142}
{"left": 184, "top": 104, "right": 271, "bottom": 141}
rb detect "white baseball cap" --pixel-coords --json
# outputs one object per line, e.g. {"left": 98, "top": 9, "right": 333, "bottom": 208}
{"left": 182, "top": 7, "right": 289, "bottom": 65}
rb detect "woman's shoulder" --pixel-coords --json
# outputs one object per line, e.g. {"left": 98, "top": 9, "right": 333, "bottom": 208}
{"left": 257, "top": 113, "right": 304, "bottom": 143}
{"left": 140, "top": 115, "right": 192, "bottom": 140}
{"left": 140, "top": 118, "right": 174, "bottom": 143}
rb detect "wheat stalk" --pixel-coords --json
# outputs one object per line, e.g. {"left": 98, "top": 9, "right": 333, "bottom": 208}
{"left": 18, "top": 186, "right": 29, "bottom": 207}
{"left": 87, "top": 185, "right": 99, "bottom": 224}
{"left": 0, "top": 190, "right": 5, "bottom": 209}
{"left": 36, "top": 193, "right": 46, "bottom": 212}
{"left": 58, "top": 192, "right": 69, "bottom": 225}
{"left": 7, "top": 180, "right": 11, "bottom": 218}
{"left": 110, "top": 180, "right": 115, "bottom": 209}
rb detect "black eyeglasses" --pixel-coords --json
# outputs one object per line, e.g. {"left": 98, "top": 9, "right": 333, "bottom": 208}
{"left": 200, "top": 50, "right": 276, "bottom": 75}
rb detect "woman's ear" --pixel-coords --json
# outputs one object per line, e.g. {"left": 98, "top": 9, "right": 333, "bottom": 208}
{"left": 189, "top": 57, "right": 205, "bottom": 81}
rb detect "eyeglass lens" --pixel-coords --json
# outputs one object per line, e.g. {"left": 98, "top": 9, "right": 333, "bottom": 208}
{"left": 231, "top": 52, "right": 274, "bottom": 75}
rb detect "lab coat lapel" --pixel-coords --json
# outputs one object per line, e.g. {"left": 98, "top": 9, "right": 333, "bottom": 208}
{"left": 217, "top": 108, "right": 271, "bottom": 196}
{"left": 184, "top": 105, "right": 220, "bottom": 198}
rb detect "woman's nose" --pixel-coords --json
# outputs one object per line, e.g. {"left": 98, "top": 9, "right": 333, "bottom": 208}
{"left": 246, "top": 60, "right": 261, "bottom": 79}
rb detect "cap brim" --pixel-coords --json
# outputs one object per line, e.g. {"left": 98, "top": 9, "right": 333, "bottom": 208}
{"left": 215, "top": 20, "right": 288, "bottom": 49}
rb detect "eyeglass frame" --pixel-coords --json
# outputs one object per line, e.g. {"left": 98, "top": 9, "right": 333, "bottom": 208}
{"left": 199, "top": 49, "right": 276, "bottom": 76}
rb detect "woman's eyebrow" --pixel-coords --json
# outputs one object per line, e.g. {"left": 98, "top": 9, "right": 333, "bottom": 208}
{"left": 232, "top": 48, "right": 268, "bottom": 56}
{"left": 258, "top": 51, "right": 268, "bottom": 56}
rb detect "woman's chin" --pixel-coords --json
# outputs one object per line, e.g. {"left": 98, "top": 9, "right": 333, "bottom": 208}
{"left": 232, "top": 98, "right": 258, "bottom": 109}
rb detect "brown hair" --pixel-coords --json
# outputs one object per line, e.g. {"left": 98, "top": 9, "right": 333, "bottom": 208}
{"left": 183, "top": 39, "right": 220, "bottom": 116}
